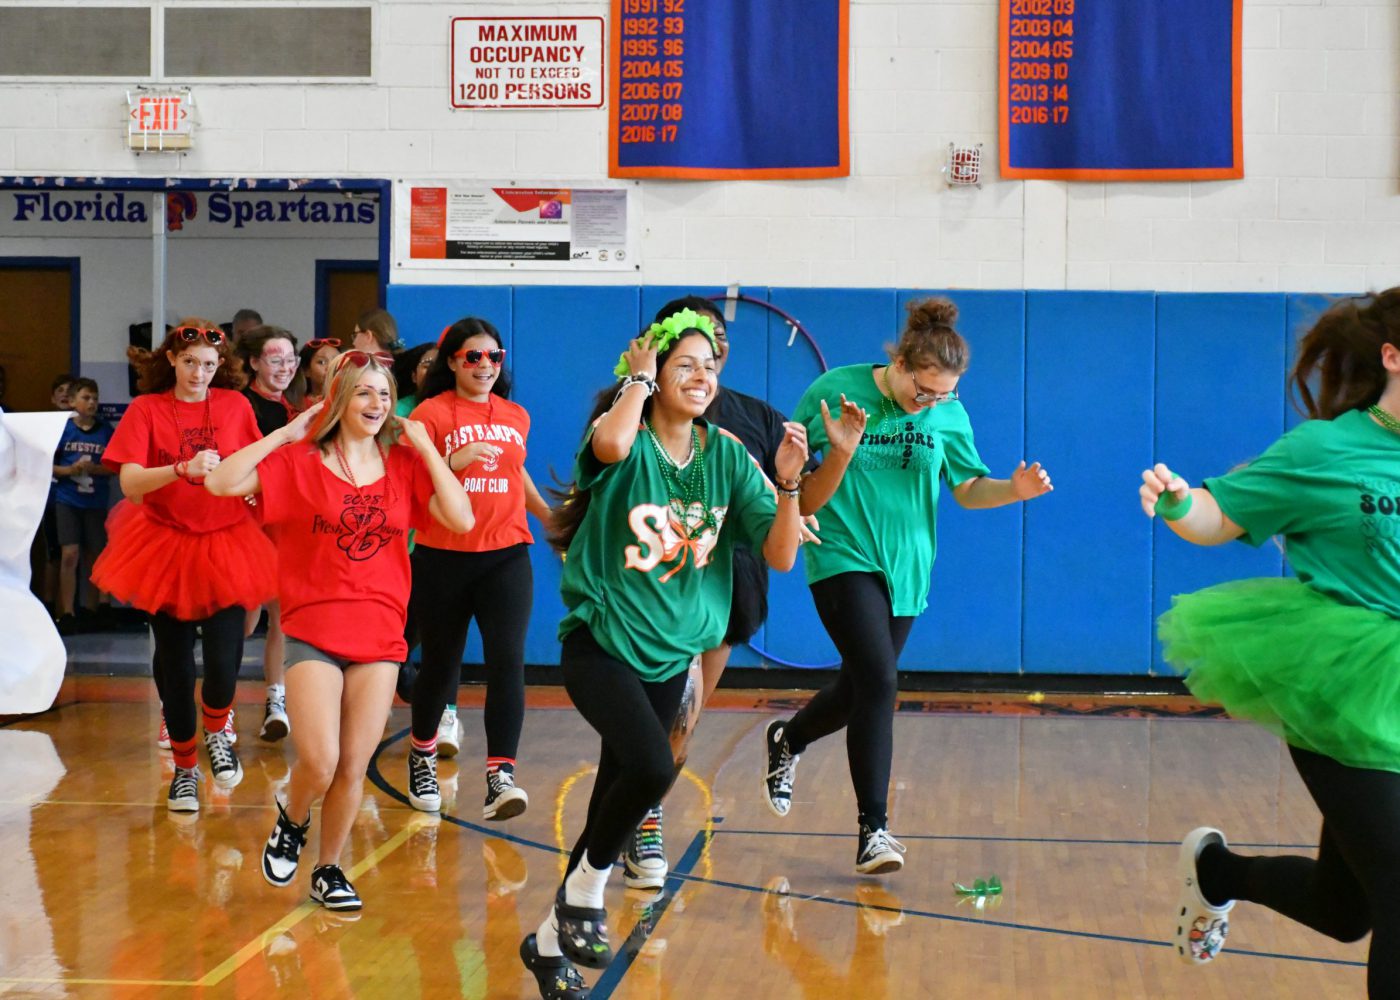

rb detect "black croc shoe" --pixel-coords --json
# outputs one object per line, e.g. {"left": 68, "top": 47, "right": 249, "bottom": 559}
{"left": 520, "top": 934, "right": 590, "bottom": 999}
{"left": 553, "top": 888, "right": 613, "bottom": 969}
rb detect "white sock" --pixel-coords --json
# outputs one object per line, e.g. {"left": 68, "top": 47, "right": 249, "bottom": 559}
{"left": 267, "top": 683, "right": 285, "bottom": 698}
{"left": 536, "top": 912, "right": 561, "bottom": 957}
{"left": 564, "top": 857, "right": 612, "bottom": 910}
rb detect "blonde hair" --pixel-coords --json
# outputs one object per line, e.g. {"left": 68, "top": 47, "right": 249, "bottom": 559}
{"left": 888, "top": 297, "right": 970, "bottom": 375}
{"left": 310, "top": 352, "right": 401, "bottom": 452}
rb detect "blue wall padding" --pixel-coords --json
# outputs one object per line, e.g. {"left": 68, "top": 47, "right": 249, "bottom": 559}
{"left": 1023, "top": 291, "right": 1156, "bottom": 673}
{"left": 1284, "top": 293, "right": 1338, "bottom": 430}
{"left": 1151, "top": 294, "right": 1288, "bottom": 670}
{"left": 897, "top": 290, "right": 1026, "bottom": 671}
{"left": 385, "top": 284, "right": 1349, "bottom": 676}
{"left": 386, "top": 285, "right": 514, "bottom": 350}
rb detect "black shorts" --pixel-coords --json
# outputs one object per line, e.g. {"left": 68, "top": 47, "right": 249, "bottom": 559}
{"left": 55, "top": 504, "right": 107, "bottom": 550}
{"left": 724, "top": 547, "right": 769, "bottom": 647}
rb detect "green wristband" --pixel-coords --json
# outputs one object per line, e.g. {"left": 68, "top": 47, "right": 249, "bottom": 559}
{"left": 1155, "top": 489, "right": 1193, "bottom": 521}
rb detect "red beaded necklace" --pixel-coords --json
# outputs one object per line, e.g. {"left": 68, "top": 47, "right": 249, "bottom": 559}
{"left": 331, "top": 435, "right": 398, "bottom": 508}
{"left": 168, "top": 390, "right": 215, "bottom": 459}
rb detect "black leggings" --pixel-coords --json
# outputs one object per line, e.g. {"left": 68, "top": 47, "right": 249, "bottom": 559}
{"left": 1200, "top": 746, "right": 1400, "bottom": 998}
{"left": 561, "top": 627, "right": 687, "bottom": 875}
{"left": 782, "top": 572, "right": 914, "bottom": 830}
{"left": 409, "top": 544, "right": 532, "bottom": 758}
{"left": 150, "top": 607, "right": 245, "bottom": 743}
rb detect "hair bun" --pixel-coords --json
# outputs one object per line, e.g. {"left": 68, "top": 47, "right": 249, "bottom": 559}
{"left": 905, "top": 297, "right": 958, "bottom": 330}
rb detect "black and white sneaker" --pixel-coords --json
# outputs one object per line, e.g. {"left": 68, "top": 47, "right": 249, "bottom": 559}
{"left": 484, "top": 767, "right": 529, "bottom": 821}
{"left": 259, "top": 688, "right": 290, "bottom": 742}
{"left": 408, "top": 749, "right": 441, "bottom": 812}
{"left": 262, "top": 800, "right": 310, "bottom": 887}
{"left": 204, "top": 728, "right": 243, "bottom": 788}
{"left": 855, "top": 824, "right": 907, "bottom": 875}
{"left": 624, "top": 806, "right": 667, "bottom": 889}
{"left": 310, "top": 864, "right": 362, "bottom": 911}
{"left": 763, "top": 720, "right": 800, "bottom": 817}
{"left": 167, "top": 764, "right": 201, "bottom": 812}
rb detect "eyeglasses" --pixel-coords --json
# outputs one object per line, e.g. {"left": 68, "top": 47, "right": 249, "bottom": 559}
{"left": 454, "top": 348, "right": 506, "bottom": 365}
{"left": 910, "top": 373, "right": 958, "bottom": 406}
{"left": 416, "top": 354, "right": 438, "bottom": 369}
{"left": 177, "top": 357, "right": 220, "bottom": 374}
{"left": 174, "top": 326, "right": 225, "bottom": 346}
{"left": 259, "top": 354, "right": 299, "bottom": 369}
{"left": 307, "top": 338, "right": 341, "bottom": 349}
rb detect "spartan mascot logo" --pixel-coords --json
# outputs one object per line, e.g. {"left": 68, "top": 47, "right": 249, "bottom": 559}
{"left": 166, "top": 191, "right": 198, "bottom": 232}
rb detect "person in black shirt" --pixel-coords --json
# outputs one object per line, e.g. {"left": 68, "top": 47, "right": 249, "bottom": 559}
{"left": 622, "top": 295, "right": 814, "bottom": 892}
{"left": 236, "top": 326, "right": 301, "bottom": 743}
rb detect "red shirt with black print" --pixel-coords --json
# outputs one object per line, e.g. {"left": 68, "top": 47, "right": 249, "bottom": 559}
{"left": 102, "top": 388, "right": 261, "bottom": 532}
{"left": 257, "top": 440, "right": 432, "bottom": 664}
{"left": 409, "top": 391, "right": 533, "bottom": 553}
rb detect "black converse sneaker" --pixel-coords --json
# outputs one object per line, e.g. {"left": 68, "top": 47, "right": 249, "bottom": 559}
{"left": 262, "top": 800, "right": 310, "bottom": 887}
{"left": 204, "top": 728, "right": 243, "bottom": 788}
{"left": 408, "top": 749, "right": 441, "bottom": 812}
{"left": 484, "top": 766, "right": 529, "bottom": 821}
{"left": 624, "top": 805, "right": 667, "bottom": 889}
{"left": 855, "top": 824, "right": 907, "bottom": 875}
{"left": 310, "top": 864, "right": 362, "bottom": 911}
{"left": 763, "top": 720, "right": 800, "bottom": 817}
{"left": 167, "top": 764, "right": 201, "bottom": 812}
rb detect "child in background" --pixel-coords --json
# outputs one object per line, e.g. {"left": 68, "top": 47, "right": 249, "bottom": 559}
{"left": 52, "top": 377, "right": 114, "bottom": 634}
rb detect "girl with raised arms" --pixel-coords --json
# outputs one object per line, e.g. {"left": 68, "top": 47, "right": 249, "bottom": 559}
{"left": 516, "top": 309, "right": 832, "bottom": 1000}
{"left": 206, "top": 349, "right": 472, "bottom": 912}
{"left": 762, "top": 297, "right": 1053, "bottom": 875}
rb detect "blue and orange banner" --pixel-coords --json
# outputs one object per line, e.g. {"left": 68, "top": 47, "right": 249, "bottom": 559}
{"left": 999, "top": 0, "right": 1242, "bottom": 180}
{"left": 608, "top": 0, "right": 849, "bottom": 180}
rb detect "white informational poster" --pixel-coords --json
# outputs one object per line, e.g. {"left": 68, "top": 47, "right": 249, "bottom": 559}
{"left": 393, "top": 180, "right": 640, "bottom": 272}
{"left": 450, "top": 16, "right": 605, "bottom": 109}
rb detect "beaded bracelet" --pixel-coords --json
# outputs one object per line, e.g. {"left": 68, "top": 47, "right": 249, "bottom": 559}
{"left": 776, "top": 484, "right": 801, "bottom": 500}
{"left": 614, "top": 374, "right": 657, "bottom": 406}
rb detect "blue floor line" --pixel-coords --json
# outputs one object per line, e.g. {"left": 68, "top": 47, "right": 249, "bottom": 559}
{"left": 364, "top": 729, "right": 1365, "bottom": 972}
{"left": 591, "top": 830, "right": 710, "bottom": 998}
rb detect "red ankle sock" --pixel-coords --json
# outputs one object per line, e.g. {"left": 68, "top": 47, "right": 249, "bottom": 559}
{"left": 487, "top": 757, "right": 515, "bottom": 775}
{"left": 171, "top": 736, "right": 199, "bottom": 769}
{"left": 411, "top": 735, "right": 437, "bottom": 756}
{"left": 201, "top": 702, "right": 231, "bottom": 735}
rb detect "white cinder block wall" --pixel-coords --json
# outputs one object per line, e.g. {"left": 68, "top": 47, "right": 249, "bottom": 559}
{"left": 1, "top": 0, "right": 1397, "bottom": 292}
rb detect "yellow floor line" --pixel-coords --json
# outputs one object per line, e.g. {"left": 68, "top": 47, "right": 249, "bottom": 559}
{"left": 195, "top": 814, "right": 432, "bottom": 988}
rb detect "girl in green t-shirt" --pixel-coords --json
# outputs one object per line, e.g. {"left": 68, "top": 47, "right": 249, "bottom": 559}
{"left": 1142, "top": 290, "right": 1400, "bottom": 985}
{"left": 519, "top": 311, "right": 811, "bottom": 999}
{"left": 762, "top": 297, "right": 1053, "bottom": 877}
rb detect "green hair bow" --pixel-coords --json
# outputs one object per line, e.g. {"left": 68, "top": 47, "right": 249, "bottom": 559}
{"left": 613, "top": 308, "right": 718, "bottom": 378}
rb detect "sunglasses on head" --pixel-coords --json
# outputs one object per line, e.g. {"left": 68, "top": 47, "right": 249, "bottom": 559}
{"left": 454, "top": 348, "right": 506, "bottom": 365}
{"left": 173, "top": 326, "right": 225, "bottom": 346}
{"left": 307, "top": 338, "right": 341, "bottom": 349}
{"left": 342, "top": 350, "right": 394, "bottom": 367}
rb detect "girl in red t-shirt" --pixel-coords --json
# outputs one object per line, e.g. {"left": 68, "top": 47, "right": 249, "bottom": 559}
{"left": 404, "top": 318, "right": 552, "bottom": 823}
{"left": 207, "top": 350, "right": 472, "bottom": 912}
{"left": 92, "top": 319, "right": 276, "bottom": 813}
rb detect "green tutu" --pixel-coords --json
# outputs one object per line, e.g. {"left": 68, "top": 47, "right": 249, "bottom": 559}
{"left": 1159, "top": 577, "right": 1400, "bottom": 773}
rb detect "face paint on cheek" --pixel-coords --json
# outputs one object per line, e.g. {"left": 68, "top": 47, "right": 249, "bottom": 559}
{"left": 666, "top": 367, "right": 690, "bottom": 388}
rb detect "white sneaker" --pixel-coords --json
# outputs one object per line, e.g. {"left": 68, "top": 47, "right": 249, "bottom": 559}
{"left": 157, "top": 714, "right": 171, "bottom": 750}
{"left": 437, "top": 709, "right": 461, "bottom": 759}
{"left": 1174, "top": 827, "right": 1235, "bottom": 965}
{"left": 259, "top": 687, "right": 289, "bottom": 742}
{"left": 223, "top": 708, "right": 238, "bottom": 747}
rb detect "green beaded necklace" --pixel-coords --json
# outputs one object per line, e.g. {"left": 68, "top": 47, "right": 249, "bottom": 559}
{"left": 645, "top": 421, "right": 718, "bottom": 539}
{"left": 871, "top": 366, "right": 903, "bottom": 432}
{"left": 1368, "top": 404, "right": 1400, "bottom": 435}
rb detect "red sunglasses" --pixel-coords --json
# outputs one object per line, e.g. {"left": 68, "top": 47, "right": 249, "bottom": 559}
{"left": 307, "top": 338, "right": 341, "bottom": 349}
{"left": 454, "top": 348, "right": 506, "bottom": 365}
{"left": 342, "top": 350, "right": 394, "bottom": 367}
{"left": 173, "top": 326, "right": 225, "bottom": 346}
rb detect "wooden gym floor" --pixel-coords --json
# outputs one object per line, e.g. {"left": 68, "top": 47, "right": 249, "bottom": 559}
{"left": 0, "top": 681, "right": 1367, "bottom": 997}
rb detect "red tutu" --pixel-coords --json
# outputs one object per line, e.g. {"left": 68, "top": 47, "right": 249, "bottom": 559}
{"left": 93, "top": 502, "right": 276, "bottom": 619}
